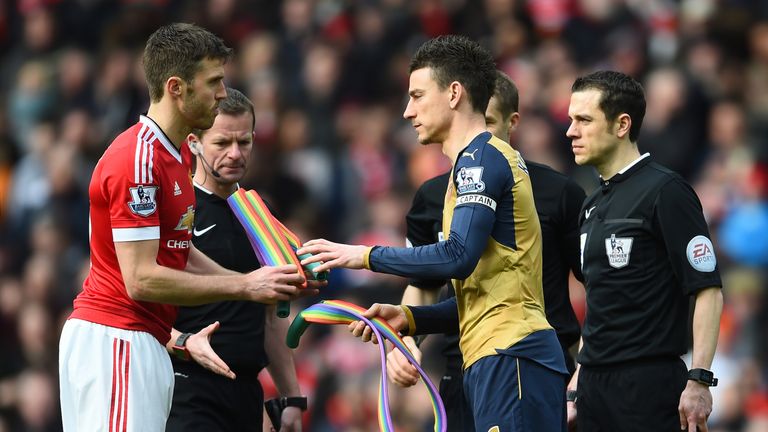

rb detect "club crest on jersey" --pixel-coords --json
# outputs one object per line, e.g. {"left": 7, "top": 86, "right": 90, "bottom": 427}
{"left": 605, "top": 234, "right": 633, "bottom": 268}
{"left": 686, "top": 235, "right": 717, "bottom": 272}
{"left": 456, "top": 166, "right": 485, "bottom": 194}
{"left": 128, "top": 185, "right": 158, "bottom": 217}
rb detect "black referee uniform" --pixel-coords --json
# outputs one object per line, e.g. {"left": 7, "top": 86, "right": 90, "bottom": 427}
{"left": 576, "top": 154, "right": 722, "bottom": 431}
{"left": 166, "top": 184, "right": 269, "bottom": 432}
{"left": 406, "top": 162, "right": 585, "bottom": 432}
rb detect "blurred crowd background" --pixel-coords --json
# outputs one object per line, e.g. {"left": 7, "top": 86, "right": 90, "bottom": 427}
{"left": 0, "top": 0, "right": 767, "bottom": 431}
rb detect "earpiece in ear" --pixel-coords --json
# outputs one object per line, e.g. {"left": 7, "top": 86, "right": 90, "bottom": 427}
{"left": 187, "top": 135, "right": 201, "bottom": 156}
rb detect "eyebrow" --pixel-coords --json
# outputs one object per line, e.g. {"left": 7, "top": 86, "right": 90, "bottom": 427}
{"left": 207, "top": 73, "right": 225, "bottom": 82}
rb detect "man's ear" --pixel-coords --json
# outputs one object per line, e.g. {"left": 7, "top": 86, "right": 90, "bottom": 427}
{"left": 616, "top": 113, "right": 632, "bottom": 139}
{"left": 508, "top": 112, "right": 521, "bottom": 132}
{"left": 448, "top": 81, "right": 463, "bottom": 110}
{"left": 187, "top": 133, "right": 202, "bottom": 155}
{"left": 166, "top": 76, "right": 184, "bottom": 99}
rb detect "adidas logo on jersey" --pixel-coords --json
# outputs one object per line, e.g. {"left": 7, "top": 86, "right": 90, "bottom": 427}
{"left": 174, "top": 181, "right": 182, "bottom": 196}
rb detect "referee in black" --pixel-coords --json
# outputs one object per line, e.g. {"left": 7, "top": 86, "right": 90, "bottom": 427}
{"left": 564, "top": 71, "right": 723, "bottom": 432}
{"left": 387, "top": 71, "right": 586, "bottom": 431}
{"left": 166, "top": 89, "right": 306, "bottom": 432}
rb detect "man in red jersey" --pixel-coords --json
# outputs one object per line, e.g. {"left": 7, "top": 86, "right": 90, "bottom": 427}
{"left": 58, "top": 23, "right": 319, "bottom": 432}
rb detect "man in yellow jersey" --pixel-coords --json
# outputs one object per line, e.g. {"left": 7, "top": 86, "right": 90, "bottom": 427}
{"left": 298, "top": 35, "right": 568, "bottom": 431}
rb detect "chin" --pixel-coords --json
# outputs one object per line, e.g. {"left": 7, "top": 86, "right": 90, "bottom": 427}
{"left": 194, "top": 119, "right": 215, "bottom": 131}
{"left": 417, "top": 134, "right": 434, "bottom": 145}
{"left": 573, "top": 155, "right": 588, "bottom": 166}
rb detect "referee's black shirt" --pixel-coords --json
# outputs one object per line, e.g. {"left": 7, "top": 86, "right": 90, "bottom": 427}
{"left": 406, "top": 162, "right": 585, "bottom": 361}
{"left": 172, "top": 184, "right": 268, "bottom": 376}
{"left": 578, "top": 154, "right": 722, "bottom": 367}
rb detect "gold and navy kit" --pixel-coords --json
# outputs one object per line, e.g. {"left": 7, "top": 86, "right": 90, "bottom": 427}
{"left": 405, "top": 163, "right": 585, "bottom": 369}
{"left": 367, "top": 132, "right": 554, "bottom": 368}
{"left": 369, "top": 132, "right": 568, "bottom": 431}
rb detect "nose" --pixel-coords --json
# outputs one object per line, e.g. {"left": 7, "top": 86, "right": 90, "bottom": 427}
{"left": 216, "top": 82, "right": 227, "bottom": 100}
{"left": 226, "top": 141, "right": 242, "bottom": 159}
{"left": 566, "top": 121, "right": 578, "bottom": 139}
{"left": 403, "top": 99, "right": 415, "bottom": 120}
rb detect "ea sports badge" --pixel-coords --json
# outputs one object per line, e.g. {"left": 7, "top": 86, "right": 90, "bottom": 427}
{"left": 686, "top": 235, "right": 717, "bottom": 272}
{"left": 128, "top": 185, "right": 158, "bottom": 217}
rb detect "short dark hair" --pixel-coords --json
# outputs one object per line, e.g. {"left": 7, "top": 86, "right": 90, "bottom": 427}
{"left": 409, "top": 35, "right": 496, "bottom": 114}
{"left": 493, "top": 71, "right": 519, "bottom": 118}
{"left": 571, "top": 71, "right": 646, "bottom": 142}
{"left": 195, "top": 87, "right": 254, "bottom": 137}
{"left": 143, "top": 23, "right": 233, "bottom": 102}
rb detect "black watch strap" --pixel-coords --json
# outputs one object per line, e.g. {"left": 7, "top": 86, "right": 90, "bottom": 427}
{"left": 282, "top": 396, "right": 308, "bottom": 411}
{"left": 566, "top": 389, "right": 578, "bottom": 403}
{"left": 173, "top": 332, "right": 193, "bottom": 361}
{"left": 688, "top": 368, "right": 718, "bottom": 387}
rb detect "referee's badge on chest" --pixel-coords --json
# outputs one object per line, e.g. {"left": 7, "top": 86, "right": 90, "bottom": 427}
{"left": 605, "top": 234, "right": 633, "bottom": 268}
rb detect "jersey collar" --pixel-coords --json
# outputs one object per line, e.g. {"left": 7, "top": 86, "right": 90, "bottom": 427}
{"left": 601, "top": 153, "right": 651, "bottom": 183}
{"left": 193, "top": 181, "right": 241, "bottom": 200}
{"left": 140, "top": 115, "right": 182, "bottom": 164}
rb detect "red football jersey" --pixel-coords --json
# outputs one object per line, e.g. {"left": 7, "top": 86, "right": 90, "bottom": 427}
{"left": 71, "top": 115, "right": 195, "bottom": 344}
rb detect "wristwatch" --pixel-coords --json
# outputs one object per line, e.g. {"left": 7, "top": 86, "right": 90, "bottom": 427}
{"left": 172, "top": 332, "right": 193, "bottom": 361}
{"left": 282, "top": 396, "right": 308, "bottom": 411}
{"left": 688, "top": 368, "right": 718, "bottom": 387}
{"left": 566, "top": 390, "right": 578, "bottom": 403}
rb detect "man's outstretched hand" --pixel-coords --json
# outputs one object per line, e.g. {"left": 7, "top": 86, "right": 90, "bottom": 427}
{"left": 297, "top": 239, "right": 369, "bottom": 273}
{"left": 187, "top": 321, "right": 235, "bottom": 380}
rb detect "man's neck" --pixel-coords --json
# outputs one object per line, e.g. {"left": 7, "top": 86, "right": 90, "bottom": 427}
{"left": 193, "top": 166, "right": 237, "bottom": 199}
{"left": 146, "top": 101, "right": 190, "bottom": 150}
{"left": 442, "top": 112, "right": 489, "bottom": 164}
{"left": 597, "top": 141, "right": 642, "bottom": 180}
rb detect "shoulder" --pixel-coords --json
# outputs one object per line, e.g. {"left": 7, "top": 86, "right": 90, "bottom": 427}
{"left": 638, "top": 162, "right": 684, "bottom": 185}
{"left": 455, "top": 135, "right": 513, "bottom": 170}
{"left": 527, "top": 161, "right": 571, "bottom": 189}
{"left": 637, "top": 162, "right": 696, "bottom": 198}
{"left": 97, "top": 124, "right": 144, "bottom": 174}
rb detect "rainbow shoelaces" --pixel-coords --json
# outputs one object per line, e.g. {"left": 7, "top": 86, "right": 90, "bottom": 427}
{"left": 287, "top": 300, "right": 447, "bottom": 432}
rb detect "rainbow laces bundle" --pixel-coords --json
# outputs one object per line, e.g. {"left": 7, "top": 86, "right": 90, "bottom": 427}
{"left": 287, "top": 299, "right": 446, "bottom": 432}
{"left": 227, "top": 188, "right": 326, "bottom": 317}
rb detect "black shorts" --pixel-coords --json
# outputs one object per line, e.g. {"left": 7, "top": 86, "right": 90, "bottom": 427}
{"left": 166, "top": 364, "right": 264, "bottom": 432}
{"left": 440, "top": 358, "right": 474, "bottom": 432}
{"left": 577, "top": 358, "right": 687, "bottom": 432}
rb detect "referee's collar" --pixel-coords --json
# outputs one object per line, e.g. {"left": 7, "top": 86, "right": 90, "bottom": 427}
{"left": 193, "top": 181, "right": 240, "bottom": 199}
{"left": 601, "top": 153, "right": 651, "bottom": 183}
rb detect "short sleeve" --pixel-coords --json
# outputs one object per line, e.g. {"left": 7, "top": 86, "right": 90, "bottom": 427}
{"left": 653, "top": 178, "right": 722, "bottom": 295}
{"left": 104, "top": 159, "right": 161, "bottom": 242}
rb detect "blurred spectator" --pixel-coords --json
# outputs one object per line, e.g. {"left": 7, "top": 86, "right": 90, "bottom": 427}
{"left": 639, "top": 67, "right": 707, "bottom": 179}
